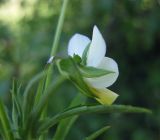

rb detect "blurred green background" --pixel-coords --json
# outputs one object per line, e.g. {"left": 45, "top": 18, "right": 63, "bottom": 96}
{"left": 0, "top": 0, "right": 160, "bottom": 140}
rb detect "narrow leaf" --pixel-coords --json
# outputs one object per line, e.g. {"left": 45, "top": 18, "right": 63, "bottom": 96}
{"left": 11, "top": 80, "right": 18, "bottom": 128}
{"left": 34, "top": 73, "right": 46, "bottom": 106}
{"left": 37, "top": 104, "right": 151, "bottom": 135}
{"left": 0, "top": 99, "right": 14, "bottom": 140}
{"left": 21, "top": 71, "right": 46, "bottom": 139}
{"left": 85, "top": 126, "right": 110, "bottom": 140}
{"left": 25, "top": 76, "right": 66, "bottom": 138}
{"left": 22, "top": 71, "right": 46, "bottom": 124}
{"left": 11, "top": 80, "right": 22, "bottom": 126}
{"left": 31, "top": 76, "right": 66, "bottom": 119}
{"left": 38, "top": 64, "right": 54, "bottom": 140}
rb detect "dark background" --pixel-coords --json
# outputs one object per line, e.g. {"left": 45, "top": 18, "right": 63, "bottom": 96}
{"left": 0, "top": 0, "right": 160, "bottom": 140}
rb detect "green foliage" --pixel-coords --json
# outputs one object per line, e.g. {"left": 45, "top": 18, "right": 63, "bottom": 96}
{"left": 0, "top": 70, "right": 66, "bottom": 139}
{"left": 0, "top": 75, "right": 151, "bottom": 140}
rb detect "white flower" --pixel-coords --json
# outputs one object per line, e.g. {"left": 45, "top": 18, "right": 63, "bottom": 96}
{"left": 68, "top": 26, "right": 119, "bottom": 105}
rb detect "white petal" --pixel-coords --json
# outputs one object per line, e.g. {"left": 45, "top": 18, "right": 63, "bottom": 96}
{"left": 86, "top": 57, "right": 119, "bottom": 88}
{"left": 87, "top": 26, "right": 106, "bottom": 67}
{"left": 68, "top": 34, "right": 91, "bottom": 57}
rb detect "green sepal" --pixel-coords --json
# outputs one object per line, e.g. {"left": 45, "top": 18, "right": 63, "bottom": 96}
{"left": 56, "top": 57, "right": 94, "bottom": 98}
{"left": 73, "top": 54, "right": 82, "bottom": 64}
{"left": 81, "top": 43, "right": 90, "bottom": 65}
{"left": 78, "top": 65, "right": 114, "bottom": 78}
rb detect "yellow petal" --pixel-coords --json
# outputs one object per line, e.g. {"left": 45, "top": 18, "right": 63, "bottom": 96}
{"left": 91, "top": 88, "right": 119, "bottom": 105}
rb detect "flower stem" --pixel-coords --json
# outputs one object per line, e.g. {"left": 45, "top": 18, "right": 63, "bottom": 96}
{"left": 45, "top": 0, "right": 70, "bottom": 97}
{"left": 39, "top": 0, "right": 69, "bottom": 139}
{"left": 50, "top": 0, "right": 69, "bottom": 56}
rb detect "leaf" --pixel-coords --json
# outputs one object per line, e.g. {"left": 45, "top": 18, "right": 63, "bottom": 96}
{"left": 85, "top": 126, "right": 110, "bottom": 140}
{"left": 37, "top": 64, "right": 54, "bottom": 140}
{"left": 0, "top": 99, "right": 14, "bottom": 140}
{"left": 11, "top": 80, "right": 19, "bottom": 127}
{"left": 34, "top": 74, "right": 46, "bottom": 107}
{"left": 52, "top": 94, "right": 86, "bottom": 140}
{"left": 21, "top": 71, "right": 47, "bottom": 138}
{"left": 11, "top": 80, "right": 22, "bottom": 138}
{"left": 27, "top": 75, "right": 66, "bottom": 135}
{"left": 37, "top": 104, "right": 152, "bottom": 135}
{"left": 79, "top": 65, "right": 114, "bottom": 78}
{"left": 11, "top": 80, "right": 22, "bottom": 119}
{"left": 22, "top": 71, "right": 46, "bottom": 124}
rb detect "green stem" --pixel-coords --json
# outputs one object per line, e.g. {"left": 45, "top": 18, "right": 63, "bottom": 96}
{"left": 39, "top": 0, "right": 69, "bottom": 139}
{"left": 44, "top": 0, "right": 69, "bottom": 117}
{"left": 50, "top": 0, "right": 69, "bottom": 56}
{"left": 45, "top": 0, "right": 69, "bottom": 90}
